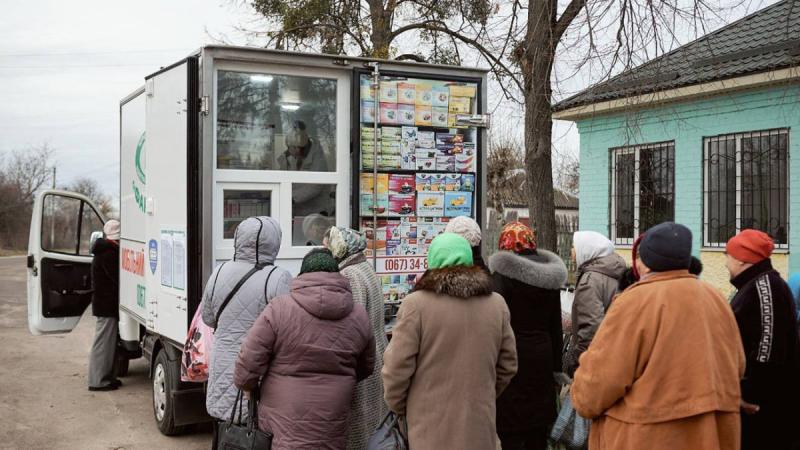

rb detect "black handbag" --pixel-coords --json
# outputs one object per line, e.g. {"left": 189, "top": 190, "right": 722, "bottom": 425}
{"left": 217, "top": 389, "right": 272, "bottom": 450}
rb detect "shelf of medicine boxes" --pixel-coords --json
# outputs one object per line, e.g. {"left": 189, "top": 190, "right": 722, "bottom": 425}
{"left": 357, "top": 168, "right": 477, "bottom": 175}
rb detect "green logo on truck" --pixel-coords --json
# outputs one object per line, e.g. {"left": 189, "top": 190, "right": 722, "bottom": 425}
{"left": 132, "top": 132, "right": 146, "bottom": 212}
{"left": 136, "top": 284, "right": 146, "bottom": 308}
{"left": 135, "top": 132, "right": 146, "bottom": 184}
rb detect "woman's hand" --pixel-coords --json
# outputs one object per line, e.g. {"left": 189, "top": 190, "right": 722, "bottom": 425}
{"left": 740, "top": 400, "right": 759, "bottom": 415}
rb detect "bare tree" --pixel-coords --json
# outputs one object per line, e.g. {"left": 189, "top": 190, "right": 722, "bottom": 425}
{"left": 61, "top": 177, "right": 116, "bottom": 218}
{"left": 0, "top": 144, "right": 54, "bottom": 250}
{"left": 240, "top": 0, "right": 738, "bottom": 249}
{"left": 553, "top": 150, "right": 580, "bottom": 196}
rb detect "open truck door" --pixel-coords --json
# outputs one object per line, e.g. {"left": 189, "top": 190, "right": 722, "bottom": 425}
{"left": 27, "top": 189, "right": 105, "bottom": 335}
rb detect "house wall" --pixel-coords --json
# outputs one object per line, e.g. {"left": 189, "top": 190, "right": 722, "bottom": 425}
{"left": 575, "top": 84, "right": 800, "bottom": 291}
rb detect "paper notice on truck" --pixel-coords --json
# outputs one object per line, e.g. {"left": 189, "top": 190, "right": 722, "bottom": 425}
{"left": 160, "top": 233, "right": 173, "bottom": 287}
{"left": 172, "top": 233, "right": 186, "bottom": 291}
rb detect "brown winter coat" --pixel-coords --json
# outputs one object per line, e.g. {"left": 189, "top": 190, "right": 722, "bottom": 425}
{"left": 571, "top": 270, "right": 745, "bottom": 450}
{"left": 382, "top": 265, "right": 518, "bottom": 450}
{"left": 234, "top": 272, "right": 375, "bottom": 450}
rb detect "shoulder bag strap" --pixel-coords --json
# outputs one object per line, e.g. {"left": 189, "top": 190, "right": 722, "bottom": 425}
{"left": 214, "top": 263, "right": 267, "bottom": 329}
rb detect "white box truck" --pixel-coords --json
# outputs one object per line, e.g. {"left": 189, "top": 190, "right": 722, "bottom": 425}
{"left": 26, "top": 46, "right": 488, "bottom": 435}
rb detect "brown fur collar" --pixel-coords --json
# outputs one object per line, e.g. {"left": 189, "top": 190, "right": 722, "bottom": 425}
{"left": 413, "top": 265, "right": 493, "bottom": 299}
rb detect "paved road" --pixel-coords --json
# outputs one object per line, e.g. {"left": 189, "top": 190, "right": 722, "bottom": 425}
{"left": 0, "top": 256, "right": 212, "bottom": 449}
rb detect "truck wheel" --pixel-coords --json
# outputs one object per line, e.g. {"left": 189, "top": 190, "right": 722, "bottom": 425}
{"left": 152, "top": 349, "right": 187, "bottom": 435}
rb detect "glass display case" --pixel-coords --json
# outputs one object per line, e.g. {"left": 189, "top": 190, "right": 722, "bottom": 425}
{"left": 354, "top": 71, "right": 482, "bottom": 307}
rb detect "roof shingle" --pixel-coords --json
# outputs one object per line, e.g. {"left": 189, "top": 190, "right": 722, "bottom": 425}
{"left": 554, "top": 0, "right": 800, "bottom": 111}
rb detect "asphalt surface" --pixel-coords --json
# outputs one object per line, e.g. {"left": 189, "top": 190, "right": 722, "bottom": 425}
{"left": 0, "top": 256, "right": 212, "bottom": 449}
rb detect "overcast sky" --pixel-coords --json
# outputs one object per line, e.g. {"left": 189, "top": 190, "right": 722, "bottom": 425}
{"left": 0, "top": 0, "right": 253, "bottom": 202}
{"left": 0, "top": 0, "right": 772, "bottom": 206}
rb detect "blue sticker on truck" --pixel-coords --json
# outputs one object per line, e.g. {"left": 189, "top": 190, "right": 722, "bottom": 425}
{"left": 148, "top": 239, "right": 158, "bottom": 274}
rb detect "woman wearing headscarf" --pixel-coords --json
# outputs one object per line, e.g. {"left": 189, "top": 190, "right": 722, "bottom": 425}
{"left": 444, "top": 215, "right": 487, "bottom": 272}
{"left": 488, "top": 222, "right": 567, "bottom": 450}
{"left": 234, "top": 248, "right": 375, "bottom": 450}
{"left": 563, "top": 231, "right": 626, "bottom": 377}
{"left": 324, "top": 226, "right": 388, "bottom": 450}
{"left": 382, "top": 233, "right": 518, "bottom": 450}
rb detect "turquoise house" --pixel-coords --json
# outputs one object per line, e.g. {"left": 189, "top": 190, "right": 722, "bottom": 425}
{"left": 553, "top": 0, "right": 800, "bottom": 292}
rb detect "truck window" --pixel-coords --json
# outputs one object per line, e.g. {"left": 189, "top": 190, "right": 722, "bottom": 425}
{"left": 223, "top": 190, "right": 272, "bottom": 239}
{"left": 292, "top": 183, "right": 336, "bottom": 246}
{"left": 78, "top": 204, "right": 104, "bottom": 256}
{"left": 41, "top": 194, "right": 82, "bottom": 254}
{"left": 216, "top": 71, "right": 337, "bottom": 173}
{"left": 41, "top": 194, "right": 103, "bottom": 256}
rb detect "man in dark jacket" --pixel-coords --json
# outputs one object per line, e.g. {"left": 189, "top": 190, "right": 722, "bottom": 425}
{"left": 726, "top": 229, "right": 800, "bottom": 450}
{"left": 88, "top": 219, "right": 121, "bottom": 391}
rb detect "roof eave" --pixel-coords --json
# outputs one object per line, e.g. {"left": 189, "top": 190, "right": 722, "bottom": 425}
{"left": 552, "top": 66, "right": 800, "bottom": 122}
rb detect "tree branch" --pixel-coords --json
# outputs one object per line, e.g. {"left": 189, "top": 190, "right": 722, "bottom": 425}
{"left": 554, "top": 0, "right": 587, "bottom": 42}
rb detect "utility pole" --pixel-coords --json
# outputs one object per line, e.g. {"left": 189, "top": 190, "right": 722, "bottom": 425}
{"left": 52, "top": 167, "right": 56, "bottom": 189}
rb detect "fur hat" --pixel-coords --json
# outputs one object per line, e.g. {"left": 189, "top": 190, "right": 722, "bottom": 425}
{"left": 103, "top": 219, "right": 120, "bottom": 241}
{"left": 444, "top": 216, "right": 482, "bottom": 247}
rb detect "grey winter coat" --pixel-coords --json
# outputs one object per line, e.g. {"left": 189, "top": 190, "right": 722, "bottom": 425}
{"left": 563, "top": 253, "right": 626, "bottom": 376}
{"left": 340, "top": 253, "right": 388, "bottom": 450}
{"left": 201, "top": 217, "right": 292, "bottom": 421}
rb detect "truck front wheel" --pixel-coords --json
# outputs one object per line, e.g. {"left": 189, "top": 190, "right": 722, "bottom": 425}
{"left": 152, "top": 349, "right": 187, "bottom": 435}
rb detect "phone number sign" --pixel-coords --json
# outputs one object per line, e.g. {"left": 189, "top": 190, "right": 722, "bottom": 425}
{"left": 376, "top": 256, "right": 428, "bottom": 274}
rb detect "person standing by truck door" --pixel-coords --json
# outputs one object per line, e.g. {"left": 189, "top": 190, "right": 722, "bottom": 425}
{"left": 88, "top": 219, "right": 122, "bottom": 392}
{"left": 201, "top": 217, "right": 292, "bottom": 445}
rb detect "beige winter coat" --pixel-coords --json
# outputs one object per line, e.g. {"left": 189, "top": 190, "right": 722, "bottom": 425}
{"left": 382, "top": 265, "right": 518, "bottom": 450}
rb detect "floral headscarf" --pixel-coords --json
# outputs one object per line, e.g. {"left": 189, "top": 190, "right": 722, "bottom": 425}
{"left": 326, "top": 226, "right": 368, "bottom": 261}
{"left": 498, "top": 221, "right": 537, "bottom": 254}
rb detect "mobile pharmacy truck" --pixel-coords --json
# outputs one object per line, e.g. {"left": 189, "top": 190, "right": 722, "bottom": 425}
{"left": 26, "top": 46, "right": 488, "bottom": 435}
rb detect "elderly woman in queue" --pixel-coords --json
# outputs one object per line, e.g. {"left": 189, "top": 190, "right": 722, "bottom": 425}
{"left": 382, "top": 233, "right": 518, "bottom": 450}
{"left": 488, "top": 222, "right": 568, "bottom": 450}
{"left": 201, "top": 217, "right": 292, "bottom": 443}
{"left": 324, "top": 226, "right": 389, "bottom": 450}
{"left": 234, "top": 249, "right": 375, "bottom": 450}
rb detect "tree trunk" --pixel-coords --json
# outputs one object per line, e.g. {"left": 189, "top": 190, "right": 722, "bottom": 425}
{"left": 522, "top": 0, "right": 558, "bottom": 251}
{"left": 367, "top": 0, "right": 393, "bottom": 57}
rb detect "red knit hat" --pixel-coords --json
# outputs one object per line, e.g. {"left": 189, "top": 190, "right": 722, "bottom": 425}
{"left": 631, "top": 233, "right": 645, "bottom": 280}
{"left": 726, "top": 229, "right": 774, "bottom": 264}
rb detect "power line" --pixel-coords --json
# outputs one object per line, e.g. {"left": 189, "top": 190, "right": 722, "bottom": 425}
{"left": 0, "top": 48, "right": 187, "bottom": 58}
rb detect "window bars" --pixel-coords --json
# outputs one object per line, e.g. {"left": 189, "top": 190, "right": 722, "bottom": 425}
{"left": 609, "top": 142, "right": 675, "bottom": 245}
{"left": 703, "top": 128, "right": 789, "bottom": 248}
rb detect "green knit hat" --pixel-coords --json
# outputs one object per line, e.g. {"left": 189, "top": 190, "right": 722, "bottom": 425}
{"left": 300, "top": 248, "right": 339, "bottom": 274}
{"left": 427, "top": 233, "right": 473, "bottom": 269}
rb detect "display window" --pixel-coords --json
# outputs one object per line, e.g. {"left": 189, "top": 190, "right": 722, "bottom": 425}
{"left": 357, "top": 72, "right": 481, "bottom": 303}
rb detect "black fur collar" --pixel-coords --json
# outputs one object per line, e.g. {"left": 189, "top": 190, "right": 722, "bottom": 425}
{"left": 413, "top": 265, "right": 493, "bottom": 299}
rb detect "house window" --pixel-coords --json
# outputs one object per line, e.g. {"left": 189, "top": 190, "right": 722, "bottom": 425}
{"left": 609, "top": 142, "right": 675, "bottom": 245}
{"left": 703, "top": 129, "right": 789, "bottom": 248}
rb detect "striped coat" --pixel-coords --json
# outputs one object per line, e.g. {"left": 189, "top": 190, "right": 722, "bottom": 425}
{"left": 340, "top": 253, "right": 388, "bottom": 450}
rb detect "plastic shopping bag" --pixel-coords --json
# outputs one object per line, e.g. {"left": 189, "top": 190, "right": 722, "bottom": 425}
{"left": 181, "top": 301, "right": 213, "bottom": 382}
{"left": 549, "top": 388, "right": 589, "bottom": 449}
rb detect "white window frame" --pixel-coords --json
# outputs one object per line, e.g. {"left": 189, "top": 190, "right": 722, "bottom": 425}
{"left": 212, "top": 61, "right": 351, "bottom": 261}
{"left": 702, "top": 128, "right": 789, "bottom": 249}
{"left": 609, "top": 141, "right": 674, "bottom": 245}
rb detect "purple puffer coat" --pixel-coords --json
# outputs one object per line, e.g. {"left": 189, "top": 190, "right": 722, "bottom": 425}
{"left": 234, "top": 271, "right": 376, "bottom": 450}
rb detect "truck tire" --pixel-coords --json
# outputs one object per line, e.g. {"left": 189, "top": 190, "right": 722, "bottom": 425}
{"left": 152, "top": 349, "right": 187, "bottom": 436}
